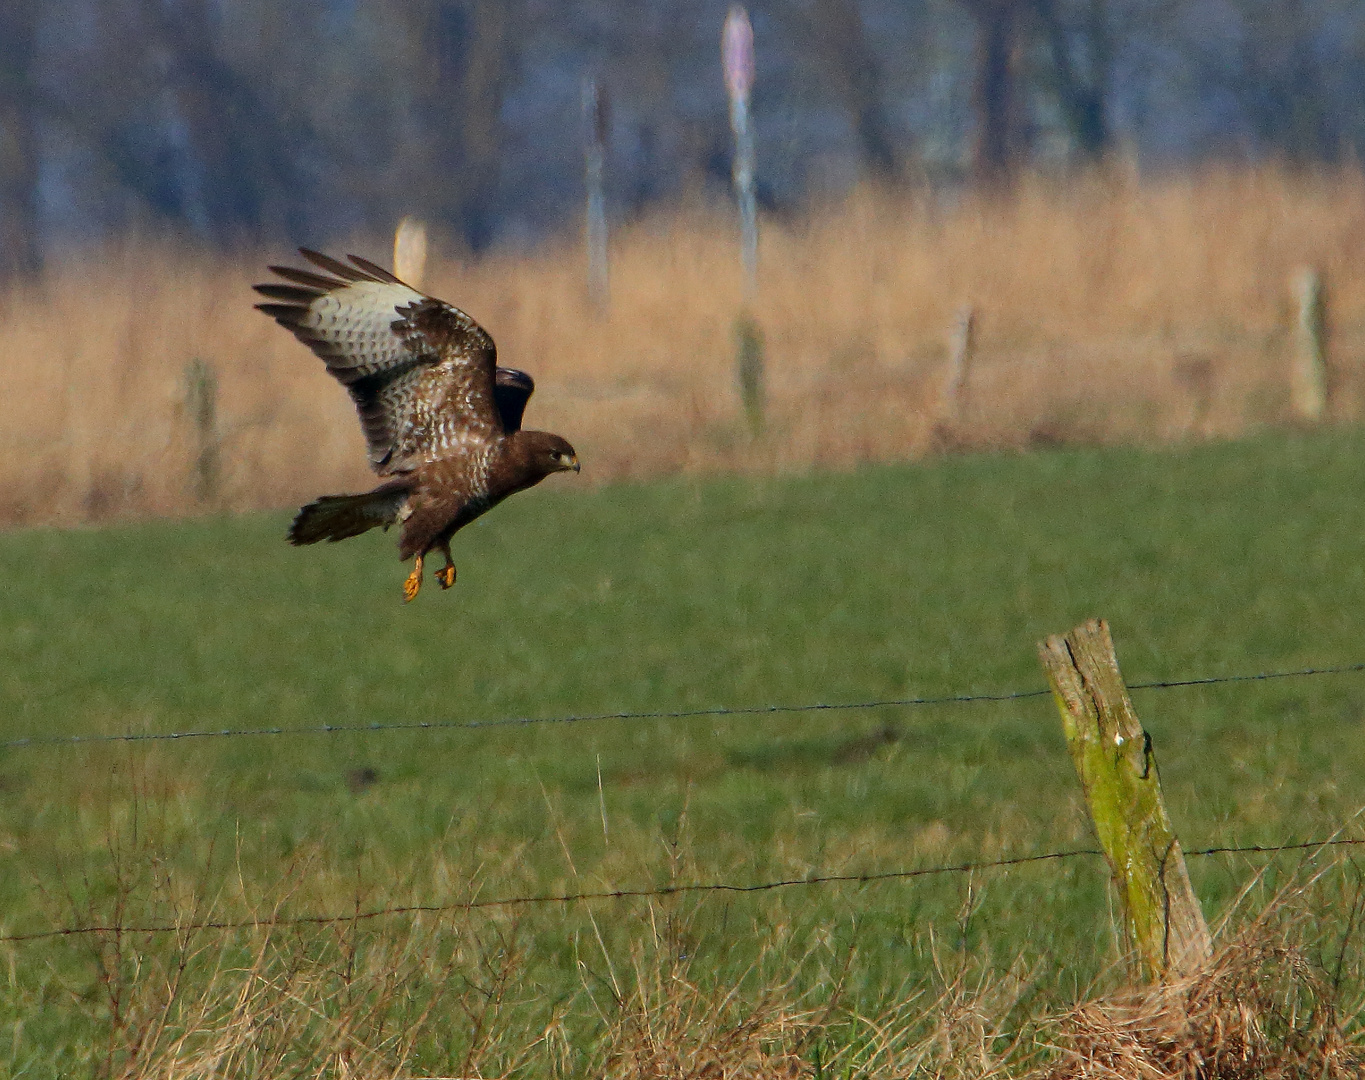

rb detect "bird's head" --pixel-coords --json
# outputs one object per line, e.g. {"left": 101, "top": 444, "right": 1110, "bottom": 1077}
{"left": 512, "top": 430, "right": 580, "bottom": 479}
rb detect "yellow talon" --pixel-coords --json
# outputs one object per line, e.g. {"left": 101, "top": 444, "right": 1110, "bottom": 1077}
{"left": 402, "top": 553, "right": 423, "bottom": 602}
{"left": 436, "top": 564, "right": 456, "bottom": 589}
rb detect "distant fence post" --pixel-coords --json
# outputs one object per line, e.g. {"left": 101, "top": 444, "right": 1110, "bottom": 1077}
{"left": 1290, "top": 267, "right": 1328, "bottom": 422}
{"left": 583, "top": 77, "right": 610, "bottom": 311}
{"left": 723, "top": 6, "right": 758, "bottom": 299}
{"left": 394, "top": 217, "right": 428, "bottom": 289}
{"left": 1037, "top": 618, "right": 1211, "bottom": 981}
{"left": 724, "top": 7, "right": 763, "bottom": 433}
{"left": 183, "top": 358, "right": 220, "bottom": 505}
{"left": 734, "top": 312, "right": 766, "bottom": 434}
{"left": 942, "top": 305, "right": 974, "bottom": 418}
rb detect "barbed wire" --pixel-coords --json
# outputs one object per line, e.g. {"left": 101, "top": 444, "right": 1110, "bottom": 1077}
{"left": 4, "top": 837, "right": 1362, "bottom": 946}
{"left": 5, "top": 661, "right": 1364, "bottom": 752}
{"left": 1128, "top": 662, "right": 1365, "bottom": 692}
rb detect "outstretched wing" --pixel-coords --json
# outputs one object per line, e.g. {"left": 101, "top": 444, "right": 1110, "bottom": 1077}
{"left": 493, "top": 367, "right": 535, "bottom": 432}
{"left": 254, "top": 249, "right": 501, "bottom": 474}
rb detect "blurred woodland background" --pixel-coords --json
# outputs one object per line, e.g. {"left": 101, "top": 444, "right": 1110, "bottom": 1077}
{"left": 2, "top": 0, "right": 1365, "bottom": 524}
{"left": 3, "top": 0, "right": 1365, "bottom": 262}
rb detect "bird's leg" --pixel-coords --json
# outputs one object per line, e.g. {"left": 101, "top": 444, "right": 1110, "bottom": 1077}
{"left": 434, "top": 541, "right": 457, "bottom": 589}
{"left": 402, "top": 552, "right": 424, "bottom": 603}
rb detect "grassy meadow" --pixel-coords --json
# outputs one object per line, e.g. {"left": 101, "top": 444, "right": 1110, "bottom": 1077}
{"left": 3, "top": 428, "right": 1365, "bottom": 1076}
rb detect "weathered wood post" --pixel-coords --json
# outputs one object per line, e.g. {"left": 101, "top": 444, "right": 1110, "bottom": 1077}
{"left": 1038, "top": 619, "right": 1211, "bottom": 981}
{"left": 393, "top": 217, "right": 428, "bottom": 289}
{"left": 183, "top": 357, "right": 220, "bottom": 505}
{"left": 734, "top": 312, "right": 765, "bottom": 435}
{"left": 1290, "top": 267, "right": 1328, "bottom": 422}
{"left": 942, "top": 305, "right": 975, "bottom": 418}
{"left": 583, "top": 77, "right": 610, "bottom": 311}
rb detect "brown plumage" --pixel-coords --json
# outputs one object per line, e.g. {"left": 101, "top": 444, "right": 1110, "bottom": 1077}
{"left": 255, "top": 249, "right": 579, "bottom": 600}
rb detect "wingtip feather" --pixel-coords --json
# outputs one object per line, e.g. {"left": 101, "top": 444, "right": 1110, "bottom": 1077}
{"left": 255, "top": 302, "right": 307, "bottom": 325}
{"left": 298, "top": 248, "right": 368, "bottom": 281}
{"left": 268, "top": 264, "right": 346, "bottom": 290}
{"left": 253, "top": 283, "right": 323, "bottom": 304}
{"left": 347, "top": 253, "right": 405, "bottom": 286}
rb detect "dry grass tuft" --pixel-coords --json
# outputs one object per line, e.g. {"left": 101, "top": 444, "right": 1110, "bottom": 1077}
{"left": 1044, "top": 915, "right": 1364, "bottom": 1080}
{"left": 826, "top": 964, "right": 1033, "bottom": 1080}
{"left": 4, "top": 164, "right": 1365, "bottom": 526}
{"left": 591, "top": 908, "right": 815, "bottom": 1080}
{"left": 68, "top": 895, "right": 532, "bottom": 1080}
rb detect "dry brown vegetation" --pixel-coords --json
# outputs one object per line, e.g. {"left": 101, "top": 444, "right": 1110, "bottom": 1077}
{"left": 43, "top": 851, "right": 1365, "bottom": 1080}
{"left": 1043, "top": 900, "right": 1365, "bottom": 1080}
{"left": 24, "top": 787, "right": 1362, "bottom": 1080}
{"left": 4, "top": 164, "right": 1365, "bottom": 527}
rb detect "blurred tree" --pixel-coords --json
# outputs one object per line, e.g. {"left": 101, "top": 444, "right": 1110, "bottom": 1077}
{"left": 1032, "top": 0, "right": 1113, "bottom": 158}
{"left": 803, "top": 0, "right": 901, "bottom": 179}
{"left": 0, "top": 0, "right": 40, "bottom": 275}
{"left": 404, "top": 0, "right": 523, "bottom": 250}
{"left": 1183, "top": 0, "right": 1360, "bottom": 163}
{"left": 959, "top": 0, "right": 1027, "bottom": 182}
{"left": 138, "top": 0, "right": 314, "bottom": 241}
{"left": 7, "top": 0, "right": 1364, "bottom": 262}
{"left": 38, "top": 0, "right": 324, "bottom": 246}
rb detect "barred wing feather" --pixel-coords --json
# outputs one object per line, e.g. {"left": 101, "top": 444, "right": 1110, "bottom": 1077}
{"left": 254, "top": 249, "right": 501, "bottom": 474}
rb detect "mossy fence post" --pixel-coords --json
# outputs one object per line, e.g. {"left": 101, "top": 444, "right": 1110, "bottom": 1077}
{"left": 1037, "top": 618, "right": 1212, "bottom": 981}
{"left": 183, "top": 358, "right": 220, "bottom": 505}
{"left": 734, "top": 312, "right": 766, "bottom": 434}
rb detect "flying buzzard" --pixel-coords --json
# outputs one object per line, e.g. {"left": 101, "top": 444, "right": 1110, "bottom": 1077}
{"left": 254, "top": 249, "right": 579, "bottom": 601}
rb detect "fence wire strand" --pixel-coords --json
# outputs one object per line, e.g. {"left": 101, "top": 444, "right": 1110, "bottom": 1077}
{"left": 5, "top": 661, "right": 1364, "bottom": 751}
{"left": 4, "top": 837, "right": 1363, "bottom": 946}
{"left": 5, "top": 660, "right": 1365, "bottom": 944}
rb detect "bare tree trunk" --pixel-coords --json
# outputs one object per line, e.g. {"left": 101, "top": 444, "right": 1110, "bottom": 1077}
{"left": 427, "top": 0, "right": 519, "bottom": 251}
{"left": 965, "top": 0, "right": 1025, "bottom": 184}
{"left": 148, "top": 0, "right": 307, "bottom": 243}
{"left": 810, "top": 0, "right": 900, "bottom": 179}
{"left": 0, "top": 0, "right": 41, "bottom": 276}
{"left": 1035, "top": 0, "right": 1111, "bottom": 160}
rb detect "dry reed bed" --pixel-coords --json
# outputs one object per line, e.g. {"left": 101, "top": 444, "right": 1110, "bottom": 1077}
{"left": 4, "top": 165, "right": 1365, "bottom": 527}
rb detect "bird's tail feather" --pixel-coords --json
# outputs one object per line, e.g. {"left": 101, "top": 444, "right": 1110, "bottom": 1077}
{"left": 288, "top": 480, "right": 411, "bottom": 545}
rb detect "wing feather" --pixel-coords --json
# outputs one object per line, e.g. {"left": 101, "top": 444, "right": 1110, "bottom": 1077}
{"left": 493, "top": 367, "right": 535, "bottom": 432}
{"left": 253, "top": 283, "right": 325, "bottom": 304}
{"left": 346, "top": 253, "right": 404, "bottom": 284}
{"left": 299, "top": 248, "right": 371, "bottom": 282}
{"left": 269, "top": 265, "right": 347, "bottom": 290}
{"left": 254, "top": 250, "right": 503, "bottom": 474}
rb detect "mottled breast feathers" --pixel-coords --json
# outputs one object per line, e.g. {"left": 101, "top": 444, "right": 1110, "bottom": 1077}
{"left": 254, "top": 249, "right": 506, "bottom": 475}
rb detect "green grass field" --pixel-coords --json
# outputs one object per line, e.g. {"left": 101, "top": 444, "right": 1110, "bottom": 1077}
{"left": 4, "top": 429, "right": 1365, "bottom": 1076}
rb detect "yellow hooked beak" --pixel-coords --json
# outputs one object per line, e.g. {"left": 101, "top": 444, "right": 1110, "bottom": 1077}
{"left": 570, "top": 454, "right": 581, "bottom": 473}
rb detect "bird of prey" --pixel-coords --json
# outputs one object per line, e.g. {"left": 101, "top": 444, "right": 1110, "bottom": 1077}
{"left": 254, "top": 249, "right": 579, "bottom": 601}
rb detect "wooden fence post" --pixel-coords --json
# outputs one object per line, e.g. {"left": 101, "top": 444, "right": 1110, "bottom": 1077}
{"left": 583, "top": 77, "right": 610, "bottom": 311}
{"left": 1038, "top": 618, "right": 1211, "bottom": 981}
{"left": 734, "top": 311, "right": 766, "bottom": 434}
{"left": 942, "top": 304, "right": 974, "bottom": 418}
{"left": 183, "top": 357, "right": 220, "bottom": 505}
{"left": 1290, "top": 267, "right": 1328, "bottom": 422}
